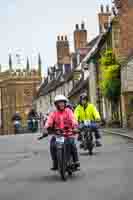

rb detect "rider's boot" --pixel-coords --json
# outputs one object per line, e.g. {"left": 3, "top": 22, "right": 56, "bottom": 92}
{"left": 96, "top": 140, "right": 102, "bottom": 147}
{"left": 51, "top": 161, "right": 58, "bottom": 171}
{"left": 74, "top": 162, "right": 80, "bottom": 171}
{"left": 79, "top": 142, "right": 84, "bottom": 149}
{"left": 77, "top": 134, "right": 82, "bottom": 141}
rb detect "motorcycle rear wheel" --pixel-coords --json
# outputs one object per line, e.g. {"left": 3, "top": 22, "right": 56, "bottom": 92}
{"left": 67, "top": 156, "right": 73, "bottom": 176}
{"left": 88, "top": 142, "right": 94, "bottom": 155}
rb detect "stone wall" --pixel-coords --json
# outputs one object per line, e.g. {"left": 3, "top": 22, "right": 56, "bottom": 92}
{"left": 121, "top": 58, "right": 133, "bottom": 92}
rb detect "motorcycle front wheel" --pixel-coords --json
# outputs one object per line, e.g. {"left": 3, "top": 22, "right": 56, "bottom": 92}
{"left": 57, "top": 148, "right": 67, "bottom": 181}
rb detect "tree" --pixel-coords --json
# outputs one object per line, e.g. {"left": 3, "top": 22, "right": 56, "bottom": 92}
{"left": 100, "top": 49, "right": 121, "bottom": 120}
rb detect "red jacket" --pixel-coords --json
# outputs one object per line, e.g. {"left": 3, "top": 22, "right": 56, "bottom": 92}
{"left": 45, "top": 108, "right": 78, "bottom": 137}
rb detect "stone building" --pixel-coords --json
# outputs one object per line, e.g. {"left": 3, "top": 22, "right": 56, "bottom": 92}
{"left": 35, "top": 8, "right": 114, "bottom": 119}
{"left": 0, "top": 54, "right": 42, "bottom": 135}
{"left": 35, "top": 23, "right": 89, "bottom": 114}
{"left": 68, "top": 36, "right": 100, "bottom": 104}
{"left": 35, "top": 2, "right": 133, "bottom": 129}
{"left": 121, "top": 56, "right": 133, "bottom": 128}
{"left": 114, "top": 0, "right": 133, "bottom": 128}
{"left": 68, "top": 5, "right": 113, "bottom": 120}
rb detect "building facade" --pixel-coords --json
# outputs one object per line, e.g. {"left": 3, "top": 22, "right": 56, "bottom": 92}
{"left": 36, "top": 2, "right": 133, "bottom": 129}
{"left": 0, "top": 55, "right": 42, "bottom": 135}
{"left": 114, "top": 0, "right": 133, "bottom": 128}
{"left": 35, "top": 22, "right": 89, "bottom": 113}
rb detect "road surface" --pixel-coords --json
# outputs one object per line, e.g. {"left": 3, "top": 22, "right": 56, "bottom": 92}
{"left": 0, "top": 133, "right": 133, "bottom": 200}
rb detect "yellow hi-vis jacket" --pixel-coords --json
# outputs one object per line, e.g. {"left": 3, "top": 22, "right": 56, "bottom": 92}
{"left": 74, "top": 103, "right": 101, "bottom": 122}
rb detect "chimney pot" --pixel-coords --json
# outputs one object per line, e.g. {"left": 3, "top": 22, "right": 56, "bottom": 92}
{"left": 106, "top": 5, "right": 109, "bottom": 13}
{"left": 75, "top": 24, "right": 79, "bottom": 30}
{"left": 81, "top": 22, "right": 85, "bottom": 29}
{"left": 100, "top": 4, "right": 104, "bottom": 13}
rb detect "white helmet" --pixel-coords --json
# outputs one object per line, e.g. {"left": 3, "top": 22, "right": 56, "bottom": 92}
{"left": 54, "top": 95, "right": 68, "bottom": 104}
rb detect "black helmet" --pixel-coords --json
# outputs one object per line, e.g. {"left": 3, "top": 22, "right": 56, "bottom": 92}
{"left": 80, "top": 93, "right": 88, "bottom": 101}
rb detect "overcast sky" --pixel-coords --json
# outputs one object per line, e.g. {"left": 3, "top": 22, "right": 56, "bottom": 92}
{"left": 0, "top": 0, "right": 112, "bottom": 74}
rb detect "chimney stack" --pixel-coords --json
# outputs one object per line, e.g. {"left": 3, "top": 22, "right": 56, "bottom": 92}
{"left": 56, "top": 35, "right": 70, "bottom": 64}
{"left": 74, "top": 22, "right": 87, "bottom": 51}
{"left": 98, "top": 5, "right": 111, "bottom": 33}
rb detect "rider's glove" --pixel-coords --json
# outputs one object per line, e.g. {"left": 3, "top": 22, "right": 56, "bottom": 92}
{"left": 37, "top": 129, "right": 48, "bottom": 140}
{"left": 73, "top": 128, "right": 80, "bottom": 134}
{"left": 43, "top": 128, "right": 48, "bottom": 136}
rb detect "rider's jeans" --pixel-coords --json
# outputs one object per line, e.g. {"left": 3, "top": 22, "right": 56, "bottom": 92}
{"left": 50, "top": 136, "right": 79, "bottom": 166}
{"left": 79, "top": 122, "right": 101, "bottom": 140}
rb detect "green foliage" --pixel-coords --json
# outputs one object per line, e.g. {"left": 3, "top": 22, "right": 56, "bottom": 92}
{"left": 100, "top": 49, "right": 117, "bottom": 66}
{"left": 100, "top": 49, "right": 121, "bottom": 102}
{"left": 101, "top": 64, "right": 120, "bottom": 80}
{"left": 100, "top": 79, "right": 121, "bottom": 101}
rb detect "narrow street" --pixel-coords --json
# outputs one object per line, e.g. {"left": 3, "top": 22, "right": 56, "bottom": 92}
{"left": 0, "top": 133, "right": 133, "bottom": 200}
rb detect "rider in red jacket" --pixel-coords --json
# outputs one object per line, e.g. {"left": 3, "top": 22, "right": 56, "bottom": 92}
{"left": 44, "top": 95, "right": 80, "bottom": 170}
{"left": 45, "top": 107, "right": 78, "bottom": 136}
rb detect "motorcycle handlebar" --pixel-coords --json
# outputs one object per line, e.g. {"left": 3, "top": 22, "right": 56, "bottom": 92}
{"left": 37, "top": 128, "right": 79, "bottom": 140}
{"left": 37, "top": 134, "right": 48, "bottom": 140}
{"left": 54, "top": 128, "right": 78, "bottom": 135}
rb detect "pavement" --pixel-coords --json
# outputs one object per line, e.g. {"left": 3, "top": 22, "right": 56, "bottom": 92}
{"left": 0, "top": 132, "right": 133, "bottom": 200}
{"left": 102, "top": 128, "right": 133, "bottom": 139}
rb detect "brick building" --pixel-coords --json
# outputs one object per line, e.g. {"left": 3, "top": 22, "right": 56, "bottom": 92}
{"left": 114, "top": 0, "right": 133, "bottom": 128}
{"left": 115, "top": 0, "right": 133, "bottom": 58}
